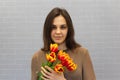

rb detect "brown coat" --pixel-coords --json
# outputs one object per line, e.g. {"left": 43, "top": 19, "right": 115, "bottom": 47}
{"left": 31, "top": 47, "right": 96, "bottom": 80}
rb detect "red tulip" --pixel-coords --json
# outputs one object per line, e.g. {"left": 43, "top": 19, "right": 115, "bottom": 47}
{"left": 46, "top": 52, "right": 56, "bottom": 63}
{"left": 57, "top": 50, "right": 70, "bottom": 61}
{"left": 50, "top": 44, "right": 58, "bottom": 52}
{"left": 67, "top": 63, "right": 77, "bottom": 71}
{"left": 54, "top": 64, "right": 64, "bottom": 73}
{"left": 57, "top": 50, "right": 77, "bottom": 71}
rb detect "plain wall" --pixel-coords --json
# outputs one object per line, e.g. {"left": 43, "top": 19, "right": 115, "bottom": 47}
{"left": 0, "top": 0, "right": 120, "bottom": 80}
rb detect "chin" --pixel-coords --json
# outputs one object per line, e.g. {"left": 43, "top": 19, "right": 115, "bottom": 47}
{"left": 54, "top": 41, "right": 62, "bottom": 44}
{"left": 54, "top": 41, "right": 65, "bottom": 45}
{"left": 55, "top": 42, "right": 62, "bottom": 44}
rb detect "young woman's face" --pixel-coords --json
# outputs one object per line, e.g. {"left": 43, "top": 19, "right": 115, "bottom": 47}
{"left": 51, "top": 15, "right": 68, "bottom": 44}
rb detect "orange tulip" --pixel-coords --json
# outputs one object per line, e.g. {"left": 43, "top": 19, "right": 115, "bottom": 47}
{"left": 57, "top": 50, "right": 77, "bottom": 71}
{"left": 62, "top": 59, "right": 72, "bottom": 66}
{"left": 54, "top": 64, "right": 64, "bottom": 73}
{"left": 67, "top": 63, "right": 77, "bottom": 71}
{"left": 50, "top": 44, "right": 58, "bottom": 52}
{"left": 58, "top": 50, "right": 70, "bottom": 61}
{"left": 65, "top": 59, "right": 77, "bottom": 71}
{"left": 46, "top": 52, "right": 56, "bottom": 62}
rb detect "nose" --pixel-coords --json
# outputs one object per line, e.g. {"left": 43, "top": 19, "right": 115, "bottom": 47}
{"left": 56, "top": 28, "right": 61, "bottom": 34}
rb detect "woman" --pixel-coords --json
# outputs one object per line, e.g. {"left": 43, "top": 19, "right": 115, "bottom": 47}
{"left": 31, "top": 7, "right": 96, "bottom": 80}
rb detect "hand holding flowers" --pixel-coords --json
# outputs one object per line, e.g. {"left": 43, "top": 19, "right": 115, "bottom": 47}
{"left": 37, "top": 44, "right": 77, "bottom": 80}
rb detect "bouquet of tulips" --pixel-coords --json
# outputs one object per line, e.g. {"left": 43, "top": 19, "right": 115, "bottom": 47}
{"left": 37, "top": 44, "right": 77, "bottom": 80}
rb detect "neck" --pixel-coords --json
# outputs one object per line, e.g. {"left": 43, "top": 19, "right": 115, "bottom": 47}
{"left": 58, "top": 42, "right": 67, "bottom": 50}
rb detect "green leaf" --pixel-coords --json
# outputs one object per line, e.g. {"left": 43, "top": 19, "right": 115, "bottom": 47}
{"left": 37, "top": 72, "right": 41, "bottom": 76}
{"left": 37, "top": 72, "right": 43, "bottom": 80}
{"left": 47, "top": 61, "right": 53, "bottom": 67}
{"left": 51, "top": 66, "right": 54, "bottom": 70}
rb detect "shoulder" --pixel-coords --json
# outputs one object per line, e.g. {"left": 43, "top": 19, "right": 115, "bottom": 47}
{"left": 73, "top": 47, "right": 89, "bottom": 56}
{"left": 74, "top": 47, "right": 92, "bottom": 63}
{"left": 74, "top": 47, "right": 88, "bottom": 53}
{"left": 32, "top": 49, "right": 45, "bottom": 60}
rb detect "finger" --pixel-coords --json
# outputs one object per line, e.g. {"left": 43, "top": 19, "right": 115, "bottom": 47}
{"left": 41, "top": 70, "right": 51, "bottom": 79}
{"left": 41, "top": 75, "right": 50, "bottom": 80}
{"left": 41, "top": 67, "right": 51, "bottom": 76}
{"left": 45, "top": 66, "right": 55, "bottom": 73}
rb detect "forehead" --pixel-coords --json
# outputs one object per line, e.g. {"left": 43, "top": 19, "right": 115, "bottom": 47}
{"left": 52, "top": 15, "right": 67, "bottom": 25}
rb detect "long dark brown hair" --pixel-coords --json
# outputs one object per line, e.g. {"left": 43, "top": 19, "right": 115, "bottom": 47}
{"left": 41, "top": 7, "right": 81, "bottom": 51}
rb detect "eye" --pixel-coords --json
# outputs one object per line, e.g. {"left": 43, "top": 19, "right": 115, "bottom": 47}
{"left": 60, "top": 25, "right": 67, "bottom": 29}
{"left": 51, "top": 25, "right": 57, "bottom": 30}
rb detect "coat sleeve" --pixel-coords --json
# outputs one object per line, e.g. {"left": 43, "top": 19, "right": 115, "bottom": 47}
{"left": 82, "top": 49, "right": 96, "bottom": 80}
{"left": 31, "top": 53, "right": 39, "bottom": 80}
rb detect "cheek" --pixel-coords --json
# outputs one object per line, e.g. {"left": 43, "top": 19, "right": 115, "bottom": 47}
{"left": 51, "top": 31, "right": 54, "bottom": 37}
{"left": 65, "top": 30, "right": 68, "bottom": 36}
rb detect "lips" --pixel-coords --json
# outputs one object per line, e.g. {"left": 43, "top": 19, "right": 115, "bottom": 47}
{"left": 54, "top": 36, "right": 62, "bottom": 40}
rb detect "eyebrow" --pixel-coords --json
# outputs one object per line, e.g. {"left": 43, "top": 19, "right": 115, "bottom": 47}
{"left": 52, "top": 24, "right": 67, "bottom": 26}
{"left": 61, "top": 24, "right": 67, "bottom": 26}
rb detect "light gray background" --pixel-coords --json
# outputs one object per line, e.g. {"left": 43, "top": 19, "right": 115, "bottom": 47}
{"left": 0, "top": 0, "right": 120, "bottom": 80}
